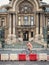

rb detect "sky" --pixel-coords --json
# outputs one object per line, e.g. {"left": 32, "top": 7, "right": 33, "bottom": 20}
{"left": 0, "top": 0, "right": 49, "bottom": 6}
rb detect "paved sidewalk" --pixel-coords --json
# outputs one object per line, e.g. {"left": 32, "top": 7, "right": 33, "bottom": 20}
{"left": 0, "top": 61, "right": 49, "bottom": 65}
{"left": 0, "top": 48, "right": 49, "bottom": 54}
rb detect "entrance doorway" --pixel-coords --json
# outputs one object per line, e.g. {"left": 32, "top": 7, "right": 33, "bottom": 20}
{"left": 23, "top": 31, "right": 29, "bottom": 41}
{"left": 47, "top": 35, "right": 49, "bottom": 44}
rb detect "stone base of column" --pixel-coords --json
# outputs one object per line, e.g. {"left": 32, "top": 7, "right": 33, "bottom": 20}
{"left": 35, "top": 34, "right": 43, "bottom": 40}
{"left": 18, "top": 38, "right": 23, "bottom": 42}
{"left": 35, "top": 34, "right": 47, "bottom": 48}
{"left": 5, "top": 34, "right": 16, "bottom": 44}
{"left": 11, "top": 34, "right": 16, "bottom": 44}
{"left": 29, "top": 38, "right": 34, "bottom": 41}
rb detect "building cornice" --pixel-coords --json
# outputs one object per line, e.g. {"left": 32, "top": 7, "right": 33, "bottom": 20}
{"left": 0, "top": 12, "right": 8, "bottom": 15}
{"left": 40, "top": 4, "right": 49, "bottom": 8}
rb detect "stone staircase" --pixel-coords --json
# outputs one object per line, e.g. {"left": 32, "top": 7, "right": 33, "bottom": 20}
{"left": 4, "top": 41, "right": 44, "bottom": 49}
{"left": 34, "top": 34, "right": 47, "bottom": 48}
{"left": 34, "top": 38, "right": 47, "bottom": 48}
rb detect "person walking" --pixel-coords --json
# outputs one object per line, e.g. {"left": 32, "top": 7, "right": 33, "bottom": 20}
{"left": 27, "top": 42, "right": 32, "bottom": 54}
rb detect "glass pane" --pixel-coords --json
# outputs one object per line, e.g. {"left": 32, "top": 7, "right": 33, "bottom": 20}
{"left": 24, "top": 6, "right": 28, "bottom": 10}
{"left": 31, "top": 21, "right": 33, "bottom": 25}
{"left": 24, "top": 16, "right": 28, "bottom": 25}
{"left": 18, "top": 17, "right": 21, "bottom": 20}
{"left": 24, "top": 16, "right": 28, "bottom": 20}
{"left": 30, "top": 16, "right": 34, "bottom": 25}
{"left": 19, "top": 21, "right": 21, "bottom": 25}
{"left": 31, "top": 17, "right": 33, "bottom": 20}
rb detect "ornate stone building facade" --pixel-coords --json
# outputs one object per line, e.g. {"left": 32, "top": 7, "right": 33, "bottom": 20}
{"left": 0, "top": 0, "right": 49, "bottom": 48}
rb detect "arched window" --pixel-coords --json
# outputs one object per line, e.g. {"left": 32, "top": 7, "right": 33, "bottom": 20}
{"left": 19, "top": 1, "right": 33, "bottom": 14}
{"left": 18, "top": 1, "right": 34, "bottom": 26}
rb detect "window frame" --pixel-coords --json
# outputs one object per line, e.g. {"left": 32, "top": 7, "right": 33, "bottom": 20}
{"left": 23, "top": 16, "right": 28, "bottom": 25}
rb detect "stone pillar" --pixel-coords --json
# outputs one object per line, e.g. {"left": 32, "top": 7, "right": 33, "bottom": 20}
{"left": 12, "top": 14, "right": 16, "bottom": 43}
{"left": 13, "top": 14, "right": 15, "bottom": 35}
{"left": 40, "top": 14, "right": 43, "bottom": 37}
{"left": 6, "top": 14, "right": 12, "bottom": 44}
{"left": 35, "top": 14, "right": 39, "bottom": 37}
{"left": 35, "top": 13, "right": 41, "bottom": 40}
{"left": 29, "top": 31, "right": 31, "bottom": 41}
{"left": 36, "top": 28, "right": 38, "bottom": 36}
{"left": 9, "top": 14, "right": 11, "bottom": 35}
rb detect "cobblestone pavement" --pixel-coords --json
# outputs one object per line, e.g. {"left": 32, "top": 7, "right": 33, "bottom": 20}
{"left": 0, "top": 61, "right": 49, "bottom": 65}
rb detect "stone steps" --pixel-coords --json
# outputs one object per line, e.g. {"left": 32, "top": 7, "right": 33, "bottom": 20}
{"left": 4, "top": 41, "right": 44, "bottom": 49}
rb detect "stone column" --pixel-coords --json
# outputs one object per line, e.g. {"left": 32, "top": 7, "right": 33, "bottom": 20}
{"left": 12, "top": 14, "right": 16, "bottom": 43}
{"left": 13, "top": 14, "right": 15, "bottom": 35}
{"left": 9, "top": 14, "right": 11, "bottom": 36}
{"left": 35, "top": 13, "right": 40, "bottom": 41}
{"left": 29, "top": 31, "right": 31, "bottom": 41}
{"left": 36, "top": 14, "right": 39, "bottom": 37}
{"left": 6, "top": 14, "right": 12, "bottom": 44}
{"left": 40, "top": 14, "right": 43, "bottom": 36}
